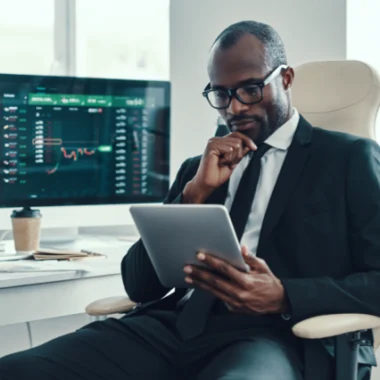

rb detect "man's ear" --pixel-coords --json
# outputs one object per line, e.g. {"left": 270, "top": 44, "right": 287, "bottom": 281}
{"left": 283, "top": 67, "right": 295, "bottom": 90}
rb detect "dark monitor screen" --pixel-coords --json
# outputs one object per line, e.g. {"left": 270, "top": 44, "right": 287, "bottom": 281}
{"left": 0, "top": 74, "right": 170, "bottom": 208}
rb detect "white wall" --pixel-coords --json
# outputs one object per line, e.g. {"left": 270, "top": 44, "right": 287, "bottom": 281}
{"left": 347, "top": 0, "right": 380, "bottom": 68}
{"left": 169, "top": 0, "right": 347, "bottom": 178}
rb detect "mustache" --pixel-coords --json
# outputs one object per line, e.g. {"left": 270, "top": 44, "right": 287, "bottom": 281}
{"left": 228, "top": 115, "right": 262, "bottom": 124}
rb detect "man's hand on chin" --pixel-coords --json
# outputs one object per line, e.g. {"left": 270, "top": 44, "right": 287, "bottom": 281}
{"left": 182, "top": 132, "right": 256, "bottom": 204}
{"left": 183, "top": 246, "right": 289, "bottom": 315}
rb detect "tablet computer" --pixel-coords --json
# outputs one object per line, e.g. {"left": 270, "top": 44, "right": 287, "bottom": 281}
{"left": 129, "top": 204, "right": 249, "bottom": 288}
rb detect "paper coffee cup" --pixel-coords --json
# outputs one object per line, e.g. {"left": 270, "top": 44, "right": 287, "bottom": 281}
{"left": 11, "top": 207, "right": 42, "bottom": 254}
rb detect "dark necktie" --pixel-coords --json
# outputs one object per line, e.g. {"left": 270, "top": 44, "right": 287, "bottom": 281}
{"left": 176, "top": 143, "right": 271, "bottom": 340}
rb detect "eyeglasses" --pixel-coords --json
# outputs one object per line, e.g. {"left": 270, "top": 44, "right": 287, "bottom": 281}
{"left": 202, "top": 64, "right": 288, "bottom": 110}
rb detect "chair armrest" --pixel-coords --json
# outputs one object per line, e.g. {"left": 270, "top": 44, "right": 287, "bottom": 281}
{"left": 292, "top": 314, "right": 380, "bottom": 344}
{"left": 85, "top": 296, "right": 137, "bottom": 316}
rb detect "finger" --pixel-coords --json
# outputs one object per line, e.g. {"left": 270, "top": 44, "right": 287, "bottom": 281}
{"left": 210, "top": 140, "right": 239, "bottom": 166}
{"left": 219, "top": 152, "right": 240, "bottom": 167}
{"left": 196, "top": 252, "right": 252, "bottom": 288}
{"left": 209, "top": 138, "right": 239, "bottom": 151}
{"left": 216, "top": 137, "right": 247, "bottom": 164}
{"left": 241, "top": 245, "right": 250, "bottom": 257}
{"left": 220, "top": 140, "right": 243, "bottom": 165}
{"left": 186, "top": 275, "right": 243, "bottom": 309}
{"left": 229, "top": 142, "right": 241, "bottom": 164}
{"left": 222, "top": 137, "right": 247, "bottom": 163}
{"left": 219, "top": 151, "right": 234, "bottom": 167}
{"left": 242, "top": 249, "right": 272, "bottom": 274}
{"left": 228, "top": 132, "right": 257, "bottom": 151}
{"left": 207, "top": 139, "right": 237, "bottom": 158}
{"left": 218, "top": 134, "right": 256, "bottom": 156}
{"left": 232, "top": 142, "right": 244, "bottom": 164}
{"left": 185, "top": 263, "right": 249, "bottom": 299}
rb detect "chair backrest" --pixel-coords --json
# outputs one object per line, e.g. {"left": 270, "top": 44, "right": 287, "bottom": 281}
{"left": 293, "top": 60, "right": 380, "bottom": 352}
{"left": 292, "top": 60, "right": 380, "bottom": 140}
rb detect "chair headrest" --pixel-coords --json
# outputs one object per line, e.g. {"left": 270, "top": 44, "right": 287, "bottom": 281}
{"left": 292, "top": 60, "right": 380, "bottom": 140}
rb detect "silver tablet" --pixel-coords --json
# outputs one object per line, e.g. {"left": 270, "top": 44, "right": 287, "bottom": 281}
{"left": 129, "top": 204, "right": 249, "bottom": 288}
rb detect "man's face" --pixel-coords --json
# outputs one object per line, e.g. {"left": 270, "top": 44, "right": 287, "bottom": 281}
{"left": 207, "top": 34, "right": 292, "bottom": 144}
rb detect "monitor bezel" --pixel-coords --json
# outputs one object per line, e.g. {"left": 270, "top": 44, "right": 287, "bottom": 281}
{"left": 0, "top": 73, "right": 170, "bottom": 209}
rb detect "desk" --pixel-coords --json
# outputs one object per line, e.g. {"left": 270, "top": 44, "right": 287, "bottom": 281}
{"left": 0, "top": 235, "right": 133, "bottom": 327}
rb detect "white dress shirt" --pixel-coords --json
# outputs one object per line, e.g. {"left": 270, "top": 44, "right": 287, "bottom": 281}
{"left": 224, "top": 109, "right": 300, "bottom": 255}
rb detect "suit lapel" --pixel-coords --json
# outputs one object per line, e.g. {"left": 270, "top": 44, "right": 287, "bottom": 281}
{"left": 257, "top": 116, "right": 313, "bottom": 256}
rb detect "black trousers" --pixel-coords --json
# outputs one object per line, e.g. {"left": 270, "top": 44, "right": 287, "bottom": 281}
{"left": 0, "top": 309, "right": 304, "bottom": 380}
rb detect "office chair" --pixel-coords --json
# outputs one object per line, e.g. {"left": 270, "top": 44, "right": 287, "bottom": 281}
{"left": 86, "top": 60, "right": 380, "bottom": 380}
{"left": 291, "top": 60, "right": 380, "bottom": 380}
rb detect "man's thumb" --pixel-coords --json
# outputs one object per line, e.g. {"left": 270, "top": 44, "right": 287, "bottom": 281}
{"left": 241, "top": 246, "right": 270, "bottom": 273}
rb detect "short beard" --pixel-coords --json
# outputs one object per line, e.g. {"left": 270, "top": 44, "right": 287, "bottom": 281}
{"left": 262, "top": 100, "right": 289, "bottom": 143}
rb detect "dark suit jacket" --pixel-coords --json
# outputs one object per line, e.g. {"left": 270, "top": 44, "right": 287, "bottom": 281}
{"left": 121, "top": 116, "right": 380, "bottom": 379}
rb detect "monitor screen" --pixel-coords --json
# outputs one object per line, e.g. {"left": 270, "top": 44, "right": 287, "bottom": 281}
{"left": 0, "top": 74, "right": 170, "bottom": 208}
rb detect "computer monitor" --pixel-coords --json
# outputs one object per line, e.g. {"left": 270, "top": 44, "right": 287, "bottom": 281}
{"left": 0, "top": 73, "right": 170, "bottom": 236}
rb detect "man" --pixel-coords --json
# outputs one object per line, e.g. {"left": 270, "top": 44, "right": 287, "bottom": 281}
{"left": 1, "top": 20, "right": 380, "bottom": 380}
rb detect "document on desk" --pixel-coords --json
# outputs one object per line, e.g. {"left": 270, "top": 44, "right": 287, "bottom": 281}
{"left": 0, "top": 261, "right": 90, "bottom": 273}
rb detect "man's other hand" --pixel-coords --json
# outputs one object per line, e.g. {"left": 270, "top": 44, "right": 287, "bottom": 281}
{"left": 182, "top": 132, "right": 256, "bottom": 204}
{"left": 183, "top": 246, "right": 288, "bottom": 315}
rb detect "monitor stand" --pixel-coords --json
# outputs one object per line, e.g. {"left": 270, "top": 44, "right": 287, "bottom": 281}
{"left": 40, "top": 226, "right": 79, "bottom": 244}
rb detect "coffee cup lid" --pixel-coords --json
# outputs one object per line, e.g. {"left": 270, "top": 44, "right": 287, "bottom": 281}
{"left": 11, "top": 207, "right": 41, "bottom": 218}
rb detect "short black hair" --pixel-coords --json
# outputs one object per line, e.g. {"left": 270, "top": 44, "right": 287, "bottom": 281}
{"left": 212, "top": 20, "right": 287, "bottom": 68}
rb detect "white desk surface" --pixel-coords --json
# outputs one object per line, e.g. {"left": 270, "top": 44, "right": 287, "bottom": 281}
{"left": 0, "top": 235, "right": 134, "bottom": 288}
{"left": 0, "top": 236, "right": 135, "bottom": 326}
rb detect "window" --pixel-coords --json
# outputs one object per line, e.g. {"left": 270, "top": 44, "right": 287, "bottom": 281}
{"left": 0, "top": 0, "right": 54, "bottom": 75}
{"left": 76, "top": 0, "right": 170, "bottom": 80}
{"left": 0, "top": 0, "right": 169, "bottom": 80}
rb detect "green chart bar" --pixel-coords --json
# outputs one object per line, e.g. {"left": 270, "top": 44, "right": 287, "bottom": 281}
{"left": 28, "top": 94, "right": 148, "bottom": 108}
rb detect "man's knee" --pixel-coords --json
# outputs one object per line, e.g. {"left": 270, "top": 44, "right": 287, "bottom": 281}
{"left": 197, "top": 337, "right": 303, "bottom": 380}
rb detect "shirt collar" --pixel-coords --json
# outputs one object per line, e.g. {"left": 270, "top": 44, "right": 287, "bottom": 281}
{"left": 265, "top": 108, "right": 299, "bottom": 151}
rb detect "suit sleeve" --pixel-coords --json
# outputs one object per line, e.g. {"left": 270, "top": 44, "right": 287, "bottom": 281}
{"left": 121, "top": 158, "right": 194, "bottom": 303}
{"left": 281, "top": 139, "right": 380, "bottom": 322}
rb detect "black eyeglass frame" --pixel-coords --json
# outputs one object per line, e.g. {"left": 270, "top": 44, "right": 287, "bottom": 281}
{"left": 202, "top": 64, "right": 289, "bottom": 110}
